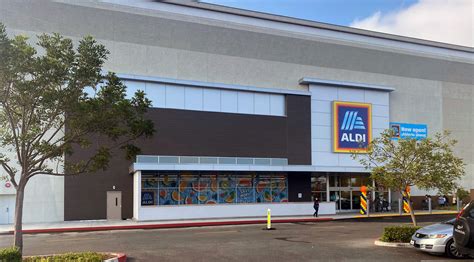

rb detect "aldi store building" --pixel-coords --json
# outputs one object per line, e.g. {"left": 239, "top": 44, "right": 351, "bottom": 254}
{"left": 0, "top": 0, "right": 473, "bottom": 223}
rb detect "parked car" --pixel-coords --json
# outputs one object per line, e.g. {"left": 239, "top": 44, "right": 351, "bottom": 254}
{"left": 411, "top": 218, "right": 465, "bottom": 258}
{"left": 453, "top": 200, "right": 474, "bottom": 257}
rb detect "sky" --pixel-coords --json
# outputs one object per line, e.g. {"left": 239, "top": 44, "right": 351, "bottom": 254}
{"left": 203, "top": 0, "right": 474, "bottom": 47}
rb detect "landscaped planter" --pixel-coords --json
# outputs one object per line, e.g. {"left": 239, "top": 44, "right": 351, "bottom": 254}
{"left": 23, "top": 252, "right": 126, "bottom": 262}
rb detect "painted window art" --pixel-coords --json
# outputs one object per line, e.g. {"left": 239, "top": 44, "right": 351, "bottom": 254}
{"left": 140, "top": 172, "right": 288, "bottom": 206}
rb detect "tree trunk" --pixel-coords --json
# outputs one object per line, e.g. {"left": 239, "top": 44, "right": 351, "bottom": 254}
{"left": 13, "top": 183, "right": 25, "bottom": 254}
{"left": 407, "top": 196, "right": 417, "bottom": 226}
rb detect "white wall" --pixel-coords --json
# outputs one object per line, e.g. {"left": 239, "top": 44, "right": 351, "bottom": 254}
{"left": 0, "top": 195, "right": 15, "bottom": 224}
{"left": 136, "top": 202, "right": 336, "bottom": 221}
{"left": 310, "top": 84, "right": 390, "bottom": 170}
{"left": 123, "top": 80, "right": 286, "bottom": 116}
{"left": 0, "top": 150, "right": 64, "bottom": 223}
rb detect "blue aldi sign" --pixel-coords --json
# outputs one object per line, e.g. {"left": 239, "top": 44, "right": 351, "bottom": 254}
{"left": 141, "top": 191, "right": 155, "bottom": 206}
{"left": 333, "top": 101, "right": 372, "bottom": 153}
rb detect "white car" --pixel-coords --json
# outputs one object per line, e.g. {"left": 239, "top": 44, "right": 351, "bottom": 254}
{"left": 411, "top": 218, "right": 465, "bottom": 258}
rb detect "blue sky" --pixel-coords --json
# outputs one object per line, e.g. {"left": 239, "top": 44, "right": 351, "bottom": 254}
{"left": 202, "top": 0, "right": 417, "bottom": 26}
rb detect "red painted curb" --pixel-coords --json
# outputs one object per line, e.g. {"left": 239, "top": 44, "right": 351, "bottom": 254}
{"left": 0, "top": 217, "right": 333, "bottom": 235}
{"left": 116, "top": 253, "right": 127, "bottom": 262}
{"left": 117, "top": 254, "right": 127, "bottom": 262}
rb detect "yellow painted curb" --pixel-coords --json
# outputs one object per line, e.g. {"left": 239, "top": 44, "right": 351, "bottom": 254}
{"left": 353, "top": 211, "right": 457, "bottom": 219}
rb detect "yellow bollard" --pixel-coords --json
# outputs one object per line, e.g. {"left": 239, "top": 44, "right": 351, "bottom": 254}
{"left": 267, "top": 208, "right": 272, "bottom": 230}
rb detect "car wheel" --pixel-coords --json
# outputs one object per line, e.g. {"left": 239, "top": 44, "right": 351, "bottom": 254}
{"left": 446, "top": 239, "right": 465, "bottom": 259}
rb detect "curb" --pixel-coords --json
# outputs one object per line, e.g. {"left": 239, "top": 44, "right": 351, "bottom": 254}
{"left": 374, "top": 240, "right": 413, "bottom": 248}
{"left": 0, "top": 217, "right": 333, "bottom": 235}
{"left": 24, "top": 252, "right": 127, "bottom": 262}
{"left": 104, "top": 253, "right": 127, "bottom": 262}
{"left": 352, "top": 211, "right": 457, "bottom": 219}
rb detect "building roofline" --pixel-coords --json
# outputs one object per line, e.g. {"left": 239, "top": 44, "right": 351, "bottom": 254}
{"left": 299, "top": 78, "right": 395, "bottom": 92}
{"left": 159, "top": 0, "right": 473, "bottom": 53}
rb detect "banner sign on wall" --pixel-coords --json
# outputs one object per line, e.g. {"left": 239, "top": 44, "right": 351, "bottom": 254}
{"left": 390, "top": 122, "right": 427, "bottom": 140}
{"left": 333, "top": 101, "right": 372, "bottom": 153}
{"left": 141, "top": 191, "right": 155, "bottom": 205}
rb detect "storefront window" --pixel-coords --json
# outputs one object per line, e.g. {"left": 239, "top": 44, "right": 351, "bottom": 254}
{"left": 255, "top": 175, "right": 272, "bottom": 203}
{"left": 340, "top": 175, "right": 351, "bottom": 187}
{"left": 198, "top": 175, "right": 218, "bottom": 204}
{"left": 218, "top": 175, "right": 236, "bottom": 204}
{"left": 271, "top": 175, "right": 288, "bottom": 203}
{"left": 311, "top": 174, "right": 327, "bottom": 201}
{"left": 158, "top": 173, "right": 179, "bottom": 205}
{"left": 236, "top": 174, "right": 254, "bottom": 203}
{"left": 141, "top": 172, "right": 288, "bottom": 206}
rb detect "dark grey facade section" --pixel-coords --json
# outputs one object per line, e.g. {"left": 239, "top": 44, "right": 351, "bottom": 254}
{"left": 64, "top": 95, "right": 311, "bottom": 220}
{"left": 286, "top": 95, "right": 312, "bottom": 165}
{"left": 288, "top": 172, "right": 312, "bottom": 202}
{"left": 1, "top": 0, "right": 472, "bottom": 85}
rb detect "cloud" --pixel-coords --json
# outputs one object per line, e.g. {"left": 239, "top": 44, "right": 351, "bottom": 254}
{"left": 350, "top": 0, "right": 474, "bottom": 47}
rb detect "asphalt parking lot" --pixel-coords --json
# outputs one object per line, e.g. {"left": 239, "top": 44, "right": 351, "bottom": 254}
{"left": 0, "top": 215, "right": 468, "bottom": 261}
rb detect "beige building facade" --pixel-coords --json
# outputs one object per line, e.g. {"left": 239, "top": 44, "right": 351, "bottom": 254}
{"left": 0, "top": 0, "right": 472, "bottom": 223}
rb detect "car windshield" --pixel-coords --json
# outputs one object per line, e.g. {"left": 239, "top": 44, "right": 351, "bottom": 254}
{"left": 442, "top": 218, "right": 457, "bottom": 225}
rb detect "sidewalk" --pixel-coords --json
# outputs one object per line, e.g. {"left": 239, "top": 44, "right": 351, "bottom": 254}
{"left": 0, "top": 210, "right": 457, "bottom": 235}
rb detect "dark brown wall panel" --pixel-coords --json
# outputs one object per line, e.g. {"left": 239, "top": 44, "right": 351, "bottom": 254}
{"left": 140, "top": 108, "right": 287, "bottom": 158}
{"left": 286, "top": 95, "right": 312, "bottom": 165}
{"left": 65, "top": 95, "right": 311, "bottom": 220}
{"left": 288, "top": 172, "right": 312, "bottom": 202}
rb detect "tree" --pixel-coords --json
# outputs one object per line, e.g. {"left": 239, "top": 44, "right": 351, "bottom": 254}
{"left": 353, "top": 130, "right": 465, "bottom": 226}
{"left": 0, "top": 23, "right": 154, "bottom": 254}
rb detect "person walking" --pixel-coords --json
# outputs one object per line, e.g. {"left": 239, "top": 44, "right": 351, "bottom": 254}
{"left": 313, "top": 197, "right": 320, "bottom": 217}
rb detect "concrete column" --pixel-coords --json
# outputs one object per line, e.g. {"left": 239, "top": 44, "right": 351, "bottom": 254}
{"left": 428, "top": 198, "right": 432, "bottom": 214}
{"left": 133, "top": 170, "right": 142, "bottom": 221}
{"left": 326, "top": 173, "right": 330, "bottom": 202}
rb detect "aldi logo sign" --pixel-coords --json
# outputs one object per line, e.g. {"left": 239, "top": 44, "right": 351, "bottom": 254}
{"left": 333, "top": 101, "right": 372, "bottom": 153}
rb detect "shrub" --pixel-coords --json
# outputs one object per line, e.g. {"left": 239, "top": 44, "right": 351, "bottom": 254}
{"left": 23, "top": 252, "right": 108, "bottom": 262}
{"left": 381, "top": 225, "right": 421, "bottom": 243}
{"left": 0, "top": 246, "right": 21, "bottom": 262}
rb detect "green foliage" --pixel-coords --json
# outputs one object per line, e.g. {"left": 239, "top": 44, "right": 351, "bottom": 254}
{"left": 0, "top": 21, "right": 155, "bottom": 182}
{"left": 381, "top": 226, "right": 421, "bottom": 243}
{"left": 0, "top": 22, "right": 155, "bottom": 253}
{"left": 457, "top": 188, "right": 470, "bottom": 203}
{"left": 353, "top": 130, "right": 465, "bottom": 200}
{"left": 0, "top": 246, "right": 21, "bottom": 262}
{"left": 23, "top": 252, "right": 107, "bottom": 262}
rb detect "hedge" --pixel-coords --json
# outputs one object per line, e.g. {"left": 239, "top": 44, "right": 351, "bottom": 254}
{"left": 23, "top": 252, "right": 108, "bottom": 262}
{"left": 0, "top": 247, "right": 21, "bottom": 262}
{"left": 381, "top": 225, "right": 421, "bottom": 243}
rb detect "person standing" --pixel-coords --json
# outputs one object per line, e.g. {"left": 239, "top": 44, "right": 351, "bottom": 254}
{"left": 313, "top": 197, "right": 320, "bottom": 217}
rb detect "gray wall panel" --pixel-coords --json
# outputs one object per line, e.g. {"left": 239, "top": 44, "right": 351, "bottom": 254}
{"left": 1, "top": 0, "right": 473, "bottom": 85}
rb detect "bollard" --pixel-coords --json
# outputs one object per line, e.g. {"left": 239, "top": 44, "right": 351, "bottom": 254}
{"left": 402, "top": 186, "right": 411, "bottom": 214}
{"left": 360, "top": 186, "right": 368, "bottom": 216}
{"left": 267, "top": 208, "right": 271, "bottom": 230}
{"left": 428, "top": 197, "right": 432, "bottom": 214}
{"left": 264, "top": 208, "right": 274, "bottom": 230}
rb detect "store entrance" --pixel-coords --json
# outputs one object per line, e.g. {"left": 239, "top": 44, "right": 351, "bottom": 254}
{"left": 330, "top": 189, "right": 362, "bottom": 211}
{"left": 329, "top": 174, "right": 370, "bottom": 211}
{"left": 312, "top": 173, "right": 371, "bottom": 212}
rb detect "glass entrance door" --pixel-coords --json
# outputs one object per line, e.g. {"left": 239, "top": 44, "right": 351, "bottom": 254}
{"left": 328, "top": 174, "right": 369, "bottom": 212}
{"left": 340, "top": 191, "right": 351, "bottom": 210}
